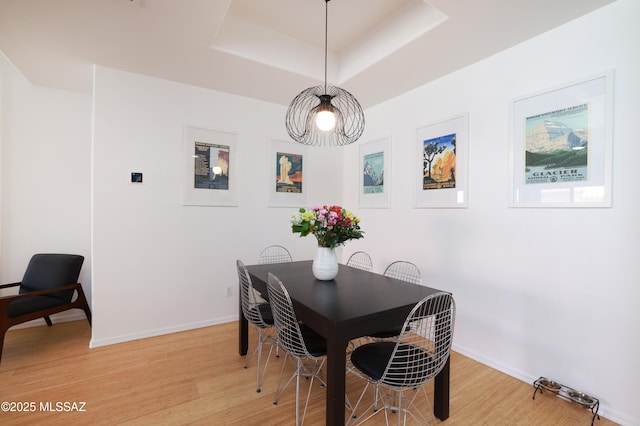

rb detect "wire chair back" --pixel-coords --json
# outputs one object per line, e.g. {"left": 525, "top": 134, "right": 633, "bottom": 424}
{"left": 346, "top": 251, "right": 373, "bottom": 272}
{"left": 259, "top": 245, "right": 293, "bottom": 264}
{"left": 380, "top": 292, "right": 455, "bottom": 390}
{"left": 237, "top": 259, "right": 271, "bottom": 329}
{"left": 267, "top": 273, "right": 315, "bottom": 359}
{"left": 383, "top": 261, "right": 421, "bottom": 285}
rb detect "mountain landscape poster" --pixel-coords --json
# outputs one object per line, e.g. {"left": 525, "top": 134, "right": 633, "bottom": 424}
{"left": 524, "top": 103, "right": 589, "bottom": 185}
{"left": 363, "top": 151, "right": 384, "bottom": 194}
{"left": 359, "top": 137, "right": 390, "bottom": 208}
{"left": 510, "top": 71, "right": 613, "bottom": 207}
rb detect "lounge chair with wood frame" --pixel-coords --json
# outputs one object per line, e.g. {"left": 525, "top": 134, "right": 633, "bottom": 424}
{"left": 0, "top": 253, "right": 90, "bottom": 363}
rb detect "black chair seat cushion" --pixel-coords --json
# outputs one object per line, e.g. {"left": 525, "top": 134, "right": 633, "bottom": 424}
{"left": 351, "top": 341, "right": 434, "bottom": 386}
{"left": 299, "top": 324, "right": 327, "bottom": 357}
{"left": 368, "top": 326, "right": 404, "bottom": 339}
{"left": 369, "top": 322, "right": 415, "bottom": 339}
{"left": 246, "top": 303, "right": 274, "bottom": 328}
{"left": 7, "top": 296, "right": 66, "bottom": 318}
{"left": 256, "top": 303, "right": 274, "bottom": 325}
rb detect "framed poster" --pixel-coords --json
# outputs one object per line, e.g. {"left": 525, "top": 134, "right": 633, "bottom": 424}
{"left": 415, "top": 113, "right": 469, "bottom": 208}
{"left": 509, "top": 71, "right": 613, "bottom": 207}
{"left": 182, "top": 126, "right": 238, "bottom": 206}
{"left": 359, "top": 137, "right": 390, "bottom": 208}
{"left": 268, "top": 139, "right": 307, "bottom": 207}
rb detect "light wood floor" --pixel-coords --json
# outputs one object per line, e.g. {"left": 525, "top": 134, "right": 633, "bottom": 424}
{"left": 0, "top": 320, "right": 617, "bottom": 425}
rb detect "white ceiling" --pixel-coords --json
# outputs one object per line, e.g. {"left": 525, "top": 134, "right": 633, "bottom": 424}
{"left": 0, "top": 0, "right": 614, "bottom": 108}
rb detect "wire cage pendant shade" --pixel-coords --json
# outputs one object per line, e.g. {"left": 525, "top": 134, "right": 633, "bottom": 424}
{"left": 285, "top": 0, "right": 365, "bottom": 146}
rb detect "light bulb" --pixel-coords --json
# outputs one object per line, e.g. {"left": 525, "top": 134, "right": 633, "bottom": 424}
{"left": 316, "top": 110, "right": 336, "bottom": 131}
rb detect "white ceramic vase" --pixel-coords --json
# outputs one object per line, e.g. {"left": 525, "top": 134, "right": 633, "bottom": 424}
{"left": 312, "top": 247, "right": 339, "bottom": 280}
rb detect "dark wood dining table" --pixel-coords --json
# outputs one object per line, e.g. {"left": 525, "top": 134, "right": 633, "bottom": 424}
{"left": 239, "top": 260, "right": 451, "bottom": 426}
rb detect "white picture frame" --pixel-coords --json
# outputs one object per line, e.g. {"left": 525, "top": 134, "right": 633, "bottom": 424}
{"left": 268, "top": 139, "right": 307, "bottom": 208}
{"left": 509, "top": 70, "right": 613, "bottom": 207}
{"left": 359, "top": 137, "right": 391, "bottom": 208}
{"left": 181, "top": 125, "right": 238, "bottom": 206}
{"left": 415, "top": 113, "right": 469, "bottom": 208}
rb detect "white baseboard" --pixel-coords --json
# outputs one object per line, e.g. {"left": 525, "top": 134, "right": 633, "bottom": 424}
{"left": 451, "top": 343, "right": 634, "bottom": 426}
{"left": 89, "top": 315, "right": 237, "bottom": 348}
{"left": 452, "top": 343, "right": 537, "bottom": 384}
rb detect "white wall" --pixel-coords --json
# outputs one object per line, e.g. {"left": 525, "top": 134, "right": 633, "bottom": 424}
{"left": 0, "top": 53, "right": 92, "bottom": 319}
{"left": 90, "top": 66, "right": 343, "bottom": 346}
{"left": 342, "top": 1, "right": 639, "bottom": 424}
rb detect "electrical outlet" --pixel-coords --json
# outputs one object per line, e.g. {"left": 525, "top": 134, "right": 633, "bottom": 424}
{"left": 225, "top": 286, "right": 232, "bottom": 297}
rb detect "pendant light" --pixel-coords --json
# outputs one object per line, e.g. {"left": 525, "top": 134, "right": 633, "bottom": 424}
{"left": 285, "top": 0, "right": 365, "bottom": 146}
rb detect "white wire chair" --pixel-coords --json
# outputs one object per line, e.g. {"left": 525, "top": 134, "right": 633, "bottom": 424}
{"left": 259, "top": 245, "right": 293, "bottom": 264}
{"left": 365, "top": 261, "right": 423, "bottom": 341}
{"left": 383, "top": 261, "right": 421, "bottom": 285}
{"left": 347, "top": 292, "right": 456, "bottom": 425}
{"left": 345, "top": 251, "right": 373, "bottom": 355}
{"left": 346, "top": 251, "right": 373, "bottom": 272}
{"left": 267, "top": 272, "right": 327, "bottom": 426}
{"left": 237, "top": 259, "right": 277, "bottom": 393}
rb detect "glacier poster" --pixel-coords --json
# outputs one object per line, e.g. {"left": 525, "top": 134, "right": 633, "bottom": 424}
{"left": 524, "top": 103, "right": 589, "bottom": 185}
{"left": 363, "top": 151, "right": 384, "bottom": 194}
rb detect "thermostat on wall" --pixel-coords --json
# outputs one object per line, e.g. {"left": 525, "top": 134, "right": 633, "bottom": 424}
{"left": 131, "top": 172, "right": 143, "bottom": 183}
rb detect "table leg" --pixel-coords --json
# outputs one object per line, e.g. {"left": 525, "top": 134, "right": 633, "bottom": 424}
{"left": 433, "top": 355, "right": 450, "bottom": 420}
{"left": 239, "top": 292, "right": 248, "bottom": 355}
{"left": 326, "top": 336, "right": 348, "bottom": 426}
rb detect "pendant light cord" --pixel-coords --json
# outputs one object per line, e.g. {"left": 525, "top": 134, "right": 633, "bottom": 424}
{"left": 324, "top": 0, "right": 329, "bottom": 94}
